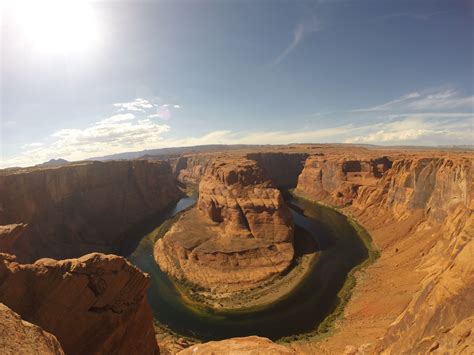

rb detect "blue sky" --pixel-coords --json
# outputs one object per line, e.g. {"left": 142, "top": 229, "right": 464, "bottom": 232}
{"left": 1, "top": 0, "right": 473, "bottom": 167}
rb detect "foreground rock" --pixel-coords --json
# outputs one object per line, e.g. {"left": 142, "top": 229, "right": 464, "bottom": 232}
{"left": 0, "top": 252, "right": 158, "bottom": 355}
{"left": 0, "top": 160, "right": 183, "bottom": 262}
{"left": 178, "top": 336, "right": 296, "bottom": 355}
{"left": 155, "top": 157, "right": 294, "bottom": 293}
{"left": 0, "top": 303, "right": 64, "bottom": 355}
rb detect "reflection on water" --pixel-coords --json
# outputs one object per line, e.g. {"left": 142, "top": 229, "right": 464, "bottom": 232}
{"left": 128, "top": 193, "right": 368, "bottom": 341}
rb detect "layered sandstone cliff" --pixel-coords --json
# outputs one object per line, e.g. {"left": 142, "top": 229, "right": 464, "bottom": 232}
{"left": 174, "top": 154, "right": 216, "bottom": 184}
{"left": 0, "top": 303, "right": 64, "bottom": 355}
{"left": 0, "top": 160, "right": 183, "bottom": 262}
{"left": 291, "top": 153, "right": 473, "bottom": 354}
{"left": 155, "top": 157, "right": 294, "bottom": 292}
{"left": 349, "top": 157, "right": 474, "bottom": 354}
{"left": 295, "top": 154, "right": 392, "bottom": 206}
{"left": 0, "top": 252, "right": 158, "bottom": 355}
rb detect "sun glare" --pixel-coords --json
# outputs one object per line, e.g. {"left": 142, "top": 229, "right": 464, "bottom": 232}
{"left": 10, "top": 0, "right": 100, "bottom": 54}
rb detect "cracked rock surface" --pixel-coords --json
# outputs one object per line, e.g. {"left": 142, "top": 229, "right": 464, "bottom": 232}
{"left": 0, "top": 252, "right": 158, "bottom": 355}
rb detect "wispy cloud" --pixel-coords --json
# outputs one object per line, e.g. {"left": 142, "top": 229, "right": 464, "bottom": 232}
{"left": 346, "top": 114, "right": 473, "bottom": 144}
{"left": 269, "top": 16, "right": 320, "bottom": 66}
{"left": 352, "top": 89, "right": 473, "bottom": 112}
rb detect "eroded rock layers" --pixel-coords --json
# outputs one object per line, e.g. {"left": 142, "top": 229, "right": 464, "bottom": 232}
{"left": 294, "top": 153, "right": 473, "bottom": 354}
{"left": 295, "top": 154, "right": 392, "bottom": 206}
{"left": 0, "top": 160, "right": 183, "bottom": 262}
{"left": 0, "top": 252, "right": 158, "bottom": 355}
{"left": 155, "top": 157, "right": 294, "bottom": 292}
{"left": 352, "top": 157, "right": 473, "bottom": 354}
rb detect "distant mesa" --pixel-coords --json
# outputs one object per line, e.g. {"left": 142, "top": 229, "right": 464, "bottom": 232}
{"left": 35, "top": 158, "right": 69, "bottom": 167}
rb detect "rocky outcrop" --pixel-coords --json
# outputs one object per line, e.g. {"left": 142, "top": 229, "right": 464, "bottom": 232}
{"left": 0, "top": 252, "right": 158, "bottom": 355}
{"left": 0, "top": 160, "right": 183, "bottom": 262}
{"left": 155, "top": 157, "right": 294, "bottom": 292}
{"left": 178, "top": 336, "right": 296, "bottom": 354}
{"left": 295, "top": 154, "right": 392, "bottom": 206}
{"left": 247, "top": 152, "right": 308, "bottom": 187}
{"left": 0, "top": 303, "right": 64, "bottom": 355}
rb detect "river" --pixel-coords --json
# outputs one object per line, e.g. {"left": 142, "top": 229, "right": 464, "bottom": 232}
{"left": 128, "top": 192, "right": 369, "bottom": 341}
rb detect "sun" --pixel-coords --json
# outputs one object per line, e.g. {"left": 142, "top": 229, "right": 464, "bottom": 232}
{"left": 9, "top": 0, "right": 100, "bottom": 55}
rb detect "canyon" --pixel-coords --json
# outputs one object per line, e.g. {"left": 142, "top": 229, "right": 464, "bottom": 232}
{"left": 0, "top": 145, "right": 472, "bottom": 354}
{"left": 0, "top": 160, "right": 183, "bottom": 262}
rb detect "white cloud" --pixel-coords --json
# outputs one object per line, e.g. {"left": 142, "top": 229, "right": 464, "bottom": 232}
{"left": 1, "top": 113, "right": 170, "bottom": 167}
{"left": 269, "top": 17, "right": 320, "bottom": 66}
{"left": 173, "top": 105, "right": 181, "bottom": 109}
{"left": 113, "top": 98, "right": 154, "bottom": 112}
{"left": 346, "top": 114, "right": 473, "bottom": 144}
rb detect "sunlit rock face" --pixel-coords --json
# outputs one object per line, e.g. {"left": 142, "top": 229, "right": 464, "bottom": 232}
{"left": 354, "top": 157, "right": 471, "bottom": 221}
{"left": 354, "top": 157, "right": 474, "bottom": 354}
{"left": 155, "top": 157, "right": 294, "bottom": 293}
{"left": 295, "top": 154, "right": 392, "bottom": 206}
{"left": 0, "top": 160, "right": 183, "bottom": 262}
{"left": 0, "top": 303, "right": 64, "bottom": 355}
{"left": 0, "top": 253, "right": 158, "bottom": 355}
{"left": 294, "top": 152, "right": 473, "bottom": 354}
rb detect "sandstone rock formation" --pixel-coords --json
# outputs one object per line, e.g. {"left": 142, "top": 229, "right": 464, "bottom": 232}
{"left": 0, "top": 303, "right": 64, "bottom": 355}
{"left": 350, "top": 157, "right": 474, "bottom": 354}
{"left": 0, "top": 252, "right": 158, "bottom": 355}
{"left": 155, "top": 157, "right": 294, "bottom": 292}
{"left": 174, "top": 154, "right": 215, "bottom": 184}
{"left": 295, "top": 154, "right": 392, "bottom": 206}
{"left": 290, "top": 152, "right": 474, "bottom": 354}
{"left": 178, "top": 336, "right": 296, "bottom": 355}
{"left": 0, "top": 160, "right": 183, "bottom": 262}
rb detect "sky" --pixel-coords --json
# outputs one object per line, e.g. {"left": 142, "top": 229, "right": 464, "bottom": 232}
{"left": 1, "top": 0, "right": 473, "bottom": 167}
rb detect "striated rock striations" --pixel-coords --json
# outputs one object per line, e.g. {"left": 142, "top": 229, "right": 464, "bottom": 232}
{"left": 351, "top": 157, "right": 474, "bottom": 354}
{"left": 174, "top": 154, "right": 216, "bottom": 184}
{"left": 0, "top": 303, "right": 64, "bottom": 355}
{"left": 295, "top": 154, "right": 392, "bottom": 206}
{"left": 0, "top": 252, "right": 158, "bottom": 355}
{"left": 291, "top": 153, "right": 474, "bottom": 354}
{"left": 0, "top": 160, "right": 183, "bottom": 262}
{"left": 155, "top": 157, "right": 294, "bottom": 292}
